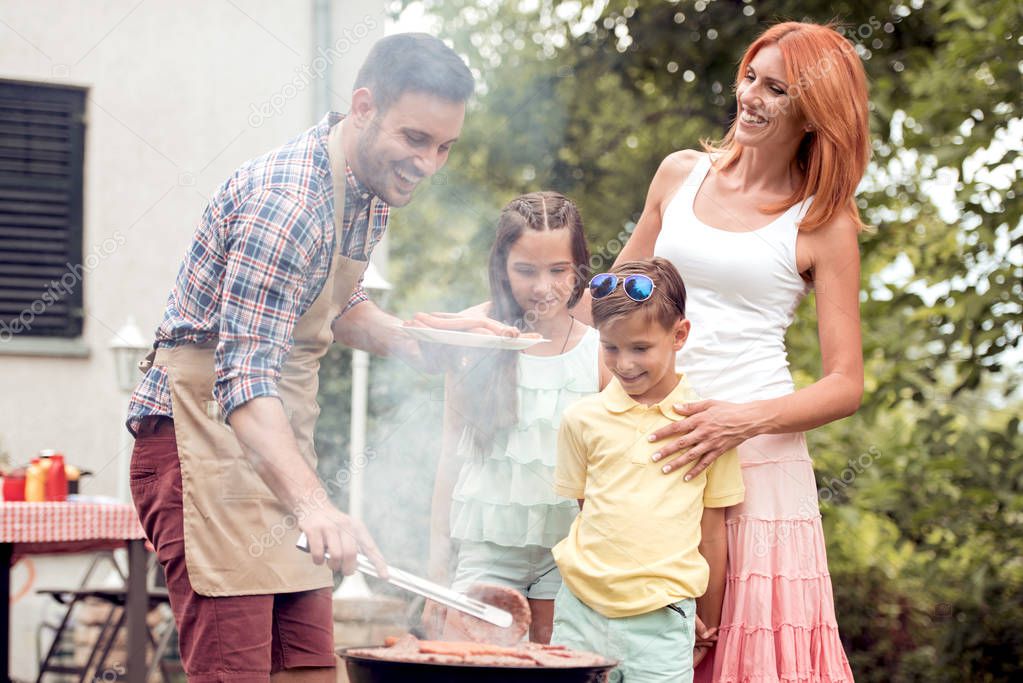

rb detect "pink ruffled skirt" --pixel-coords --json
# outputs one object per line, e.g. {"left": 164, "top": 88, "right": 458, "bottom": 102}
{"left": 696, "top": 433, "right": 854, "bottom": 683}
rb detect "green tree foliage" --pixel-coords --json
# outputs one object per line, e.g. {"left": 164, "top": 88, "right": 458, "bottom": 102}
{"left": 317, "top": 1, "right": 1021, "bottom": 676}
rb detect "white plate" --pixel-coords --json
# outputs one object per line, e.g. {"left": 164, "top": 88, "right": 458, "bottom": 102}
{"left": 404, "top": 326, "right": 550, "bottom": 350}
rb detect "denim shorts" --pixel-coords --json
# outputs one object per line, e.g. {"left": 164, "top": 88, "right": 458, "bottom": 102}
{"left": 551, "top": 583, "right": 696, "bottom": 683}
{"left": 451, "top": 540, "right": 563, "bottom": 600}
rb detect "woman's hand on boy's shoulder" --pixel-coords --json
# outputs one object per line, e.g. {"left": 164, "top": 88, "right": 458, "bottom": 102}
{"left": 648, "top": 399, "right": 761, "bottom": 480}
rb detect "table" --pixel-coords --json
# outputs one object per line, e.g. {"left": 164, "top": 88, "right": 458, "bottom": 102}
{"left": 1, "top": 501, "right": 148, "bottom": 683}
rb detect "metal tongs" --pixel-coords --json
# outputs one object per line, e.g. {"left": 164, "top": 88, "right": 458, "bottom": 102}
{"left": 295, "top": 532, "right": 513, "bottom": 628}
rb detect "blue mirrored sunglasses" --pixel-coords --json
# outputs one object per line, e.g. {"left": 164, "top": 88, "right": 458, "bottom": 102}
{"left": 588, "top": 273, "right": 656, "bottom": 302}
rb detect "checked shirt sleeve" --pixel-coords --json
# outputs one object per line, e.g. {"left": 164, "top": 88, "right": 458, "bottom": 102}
{"left": 341, "top": 281, "right": 369, "bottom": 316}
{"left": 214, "top": 189, "right": 319, "bottom": 417}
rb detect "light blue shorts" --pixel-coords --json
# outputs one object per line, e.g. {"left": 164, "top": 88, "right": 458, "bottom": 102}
{"left": 551, "top": 584, "right": 695, "bottom": 683}
{"left": 451, "top": 540, "right": 563, "bottom": 600}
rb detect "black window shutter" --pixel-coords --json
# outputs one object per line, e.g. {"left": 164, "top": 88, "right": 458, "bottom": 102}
{"left": 0, "top": 79, "right": 86, "bottom": 339}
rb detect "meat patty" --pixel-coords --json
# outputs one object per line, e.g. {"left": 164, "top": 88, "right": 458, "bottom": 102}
{"left": 445, "top": 583, "right": 531, "bottom": 645}
{"left": 347, "top": 636, "right": 611, "bottom": 668}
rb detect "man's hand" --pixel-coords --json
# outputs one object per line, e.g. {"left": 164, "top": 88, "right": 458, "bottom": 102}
{"left": 406, "top": 312, "right": 529, "bottom": 338}
{"left": 333, "top": 301, "right": 443, "bottom": 372}
{"left": 402, "top": 310, "right": 543, "bottom": 372}
{"left": 299, "top": 504, "right": 388, "bottom": 577}
{"left": 229, "top": 397, "right": 388, "bottom": 577}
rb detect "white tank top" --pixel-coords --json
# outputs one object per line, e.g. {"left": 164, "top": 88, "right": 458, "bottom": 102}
{"left": 654, "top": 154, "right": 812, "bottom": 402}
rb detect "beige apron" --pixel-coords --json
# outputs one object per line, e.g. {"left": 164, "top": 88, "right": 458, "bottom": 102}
{"left": 151, "top": 123, "right": 375, "bottom": 596}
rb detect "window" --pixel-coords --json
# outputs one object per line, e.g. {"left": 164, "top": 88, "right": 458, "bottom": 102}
{"left": 0, "top": 79, "right": 86, "bottom": 341}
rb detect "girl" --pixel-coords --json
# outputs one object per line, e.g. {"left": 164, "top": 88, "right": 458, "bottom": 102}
{"left": 425, "top": 191, "right": 608, "bottom": 643}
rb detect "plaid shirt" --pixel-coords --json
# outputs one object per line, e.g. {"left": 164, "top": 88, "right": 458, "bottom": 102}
{"left": 126, "top": 112, "right": 389, "bottom": 434}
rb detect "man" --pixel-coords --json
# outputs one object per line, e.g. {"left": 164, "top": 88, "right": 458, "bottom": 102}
{"left": 126, "top": 34, "right": 473, "bottom": 681}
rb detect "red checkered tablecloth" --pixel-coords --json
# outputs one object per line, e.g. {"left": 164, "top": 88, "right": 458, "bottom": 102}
{"left": 0, "top": 501, "right": 145, "bottom": 544}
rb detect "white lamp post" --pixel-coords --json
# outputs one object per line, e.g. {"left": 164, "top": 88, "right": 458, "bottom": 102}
{"left": 109, "top": 317, "right": 149, "bottom": 502}
{"left": 348, "top": 262, "right": 392, "bottom": 522}
{"left": 335, "top": 263, "right": 391, "bottom": 600}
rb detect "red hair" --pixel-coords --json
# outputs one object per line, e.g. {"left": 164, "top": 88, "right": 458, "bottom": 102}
{"left": 705, "top": 22, "right": 871, "bottom": 232}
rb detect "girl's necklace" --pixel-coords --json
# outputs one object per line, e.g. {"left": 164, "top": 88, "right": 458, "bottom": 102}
{"left": 523, "top": 316, "right": 576, "bottom": 357}
{"left": 559, "top": 316, "right": 576, "bottom": 354}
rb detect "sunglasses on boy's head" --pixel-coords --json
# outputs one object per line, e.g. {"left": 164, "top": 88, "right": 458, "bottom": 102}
{"left": 588, "top": 273, "right": 656, "bottom": 302}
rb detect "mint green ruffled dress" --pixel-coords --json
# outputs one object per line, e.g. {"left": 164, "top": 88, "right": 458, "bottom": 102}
{"left": 450, "top": 326, "right": 600, "bottom": 550}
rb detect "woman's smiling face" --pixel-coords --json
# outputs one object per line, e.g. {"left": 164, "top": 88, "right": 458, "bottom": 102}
{"left": 734, "top": 44, "right": 809, "bottom": 148}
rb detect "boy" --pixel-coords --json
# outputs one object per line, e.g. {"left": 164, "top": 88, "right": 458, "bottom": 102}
{"left": 551, "top": 257, "right": 745, "bottom": 682}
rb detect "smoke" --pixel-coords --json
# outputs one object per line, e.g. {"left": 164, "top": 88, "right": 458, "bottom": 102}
{"left": 356, "top": 353, "right": 447, "bottom": 576}
{"left": 307, "top": 10, "right": 593, "bottom": 614}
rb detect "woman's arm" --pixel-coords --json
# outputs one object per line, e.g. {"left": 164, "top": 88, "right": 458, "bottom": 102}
{"left": 573, "top": 150, "right": 701, "bottom": 326}
{"left": 651, "top": 213, "right": 864, "bottom": 478}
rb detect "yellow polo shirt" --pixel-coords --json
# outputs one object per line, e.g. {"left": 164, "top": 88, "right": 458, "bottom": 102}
{"left": 552, "top": 374, "right": 745, "bottom": 618}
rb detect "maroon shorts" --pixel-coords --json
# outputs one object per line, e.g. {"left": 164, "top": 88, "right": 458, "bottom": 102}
{"left": 130, "top": 417, "right": 335, "bottom": 681}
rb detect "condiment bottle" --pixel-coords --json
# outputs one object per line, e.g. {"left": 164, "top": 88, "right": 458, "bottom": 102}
{"left": 45, "top": 453, "right": 68, "bottom": 501}
{"left": 2, "top": 468, "right": 27, "bottom": 501}
{"left": 25, "top": 458, "right": 46, "bottom": 502}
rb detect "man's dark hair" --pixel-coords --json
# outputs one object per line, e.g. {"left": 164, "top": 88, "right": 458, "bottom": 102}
{"left": 354, "top": 33, "right": 474, "bottom": 112}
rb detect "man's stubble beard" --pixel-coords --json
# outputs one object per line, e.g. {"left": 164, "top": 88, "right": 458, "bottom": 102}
{"left": 354, "top": 123, "right": 389, "bottom": 201}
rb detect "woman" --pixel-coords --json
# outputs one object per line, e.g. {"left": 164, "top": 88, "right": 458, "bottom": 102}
{"left": 591, "top": 22, "right": 867, "bottom": 682}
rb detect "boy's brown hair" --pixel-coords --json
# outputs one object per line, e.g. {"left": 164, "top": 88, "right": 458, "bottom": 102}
{"left": 591, "top": 257, "right": 687, "bottom": 330}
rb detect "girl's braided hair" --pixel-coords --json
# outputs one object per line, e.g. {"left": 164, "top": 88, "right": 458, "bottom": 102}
{"left": 450, "top": 192, "right": 590, "bottom": 455}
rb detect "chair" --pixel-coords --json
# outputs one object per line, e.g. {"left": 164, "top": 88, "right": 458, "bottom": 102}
{"left": 34, "top": 551, "right": 123, "bottom": 679}
{"left": 34, "top": 550, "right": 180, "bottom": 682}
